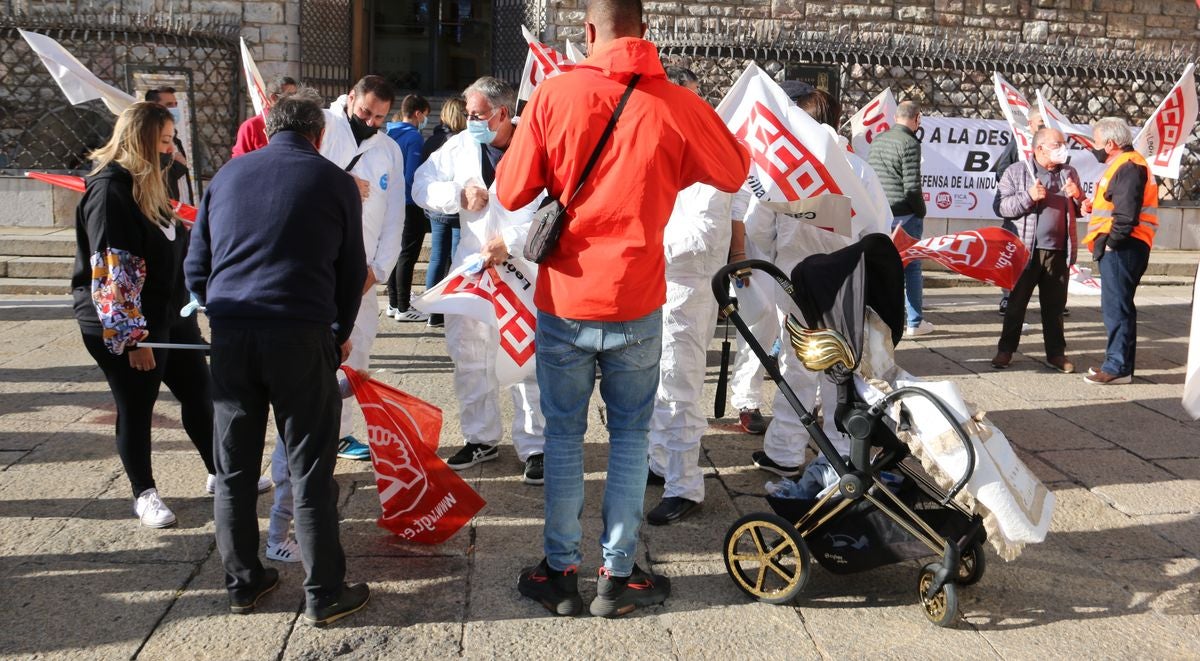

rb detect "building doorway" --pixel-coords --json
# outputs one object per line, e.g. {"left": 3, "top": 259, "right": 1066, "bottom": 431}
{"left": 369, "top": 0, "right": 493, "bottom": 96}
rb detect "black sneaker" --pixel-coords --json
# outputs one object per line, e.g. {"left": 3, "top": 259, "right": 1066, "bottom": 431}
{"left": 589, "top": 564, "right": 670, "bottom": 618}
{"left": 752, "top": 450, "right": 801, "bottom": 478}
{"left": 517, "top": 558, "right": 583, "bottom": 616}
{"left": 738, "top": 408, "right": 768, "bottom": 435}
{"left": 646, "top": 470, "right": 665, "bottom": 486}
{"left": 301, "top": 582, "right": 370, "bottom": 627}
{"left": 229, "top": 567, "right": 279, "bottom": 615}
{"left": 427, "top": 313, "right": 445, "bottom": 327}
{"left": 446, "top": 442, "right": 499, "bottom": 470}
{"left": 523, "top": 453, "right": 544, "bottom": 485}
{"left": 998, "top": 296, "right": 1009, "bottom": 316}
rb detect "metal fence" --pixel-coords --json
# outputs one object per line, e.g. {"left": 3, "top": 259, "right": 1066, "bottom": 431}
{"left": 493, "top": 0, "right": 547, "bottom": 87}
{"left": 299, "top": 0, "right": 352, "bottom": 104}
{"left": 651, "top": 18, "right": 1200, "bottom": 204}
{"left": 0, "top": 9, "right": 240, "bottom": 180}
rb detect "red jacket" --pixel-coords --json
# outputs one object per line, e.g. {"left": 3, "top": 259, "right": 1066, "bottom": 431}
{"left": 497, "top": 38, "right": 749, "bottom": 321}
{"left": 231, "top": 114, "right": 268, "bottom": 158}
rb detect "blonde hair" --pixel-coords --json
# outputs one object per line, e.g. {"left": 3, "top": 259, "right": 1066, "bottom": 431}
{"left": 441, "top": 97, "right": 467, "bottom": 133}
{"left": 89, "top": 102, "right": 177, "bottom": 227}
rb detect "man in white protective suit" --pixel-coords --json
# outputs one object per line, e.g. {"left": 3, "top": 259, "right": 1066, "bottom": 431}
{"left": 318, "top": 75, "right": 407, "bottom": 462}
{"left": 413, "top": 77, "right": 547, "bottom": 484}
{"left": 645, "top": 67, "right": 752, "bottom": 525}
{"left": 746, "top": 82, "right": 891, "bottom": 477}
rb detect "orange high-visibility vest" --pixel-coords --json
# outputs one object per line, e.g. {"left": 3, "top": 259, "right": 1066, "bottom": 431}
{"left": 1084, "top": 150, "right": 1158, "bottom": 252}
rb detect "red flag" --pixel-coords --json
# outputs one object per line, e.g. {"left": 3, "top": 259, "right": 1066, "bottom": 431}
{"left": 341, "top": 368, "right": 485, "bottom": 544}
{"left": 895, "top": 226, "right": 1030, "bottom": 290}
{"left": 26, "top": 171, "right": 197, "bottom": 226}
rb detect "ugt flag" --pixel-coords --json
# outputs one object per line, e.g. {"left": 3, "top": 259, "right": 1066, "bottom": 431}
{"left": 848, "top": 88, "right": 896, "bottom": 158}
{"left": 518, "top": 25, "right": 574, "bottom": 101}
{"left": 239, "top": 37, "right": 270, "bottom": 117}
{"left": 1133, "top": 63, "right": 1197, "bottom": 179}
{"left": 1036, "top": 91, "right": 1095, "bottom": 149}
{"left": 412, "top": 254, "right": 538, "bottom": 388}
{"left": 893, "top": 225, "right": 1031, "bottom": 290}
{"left": 342, "top": 368, "right": 485, "bottom": 544}
{"left": 992, "top": 73, "right": 1036, "bottom": 167}
{"left": 25, "top": 172, "right": 197, "bottom": 225}
{"left": 19, "top": 29, "right": 136, "bottom": 115}
{"left": 715, "top": 63, "right": 889, "bottom": 232}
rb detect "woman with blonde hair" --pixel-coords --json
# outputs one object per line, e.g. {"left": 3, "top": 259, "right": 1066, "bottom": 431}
{"left": 72, "top": 102, "right": 263, "bottom": 528}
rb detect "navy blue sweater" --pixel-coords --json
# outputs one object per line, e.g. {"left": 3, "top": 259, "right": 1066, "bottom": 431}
{"left": 184, "top": 131, "right": 366, "bottom": 344}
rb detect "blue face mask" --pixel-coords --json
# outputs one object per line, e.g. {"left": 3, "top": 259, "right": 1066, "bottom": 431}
{"left": 467, "top": 119, "right": 497, "bottom": 145}
{"left": 418, "top": 116, "right": 428, "bottom": 131}
{"left": 168, "top": 107, "right": 182, "bottom": 125}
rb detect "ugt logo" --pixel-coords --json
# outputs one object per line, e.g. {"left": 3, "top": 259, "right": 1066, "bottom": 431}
{"left": 913, "top": 231, "right": 988, "bottom": 268}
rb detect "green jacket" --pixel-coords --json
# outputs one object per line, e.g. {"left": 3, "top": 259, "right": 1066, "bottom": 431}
{"left": 866, "top": 125, "right": 926, "bottom": 218}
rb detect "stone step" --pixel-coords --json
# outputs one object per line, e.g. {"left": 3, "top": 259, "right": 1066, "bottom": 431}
{"left": 0, "top": 278, "right": 69, "bottom": 295}
{"left": 5, "top": 256, "right": 73, "bottom": 279}
{"left": 0, "top": 232, "right": 76, "bottom": 257}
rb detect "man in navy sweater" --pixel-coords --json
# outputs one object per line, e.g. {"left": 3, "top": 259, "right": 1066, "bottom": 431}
{"left": 185, "top": 89, "right": 371, "bottom": 627}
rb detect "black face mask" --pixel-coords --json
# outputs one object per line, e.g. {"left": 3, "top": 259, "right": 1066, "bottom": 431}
{"left": 159, "top": 152, "right": 174, "bottom": 169}
{"left": 348, "top": 111, "right": 378, "bottom": 145}
{"left": 1090, "top": 147, "right": 1109, "bottom": 164}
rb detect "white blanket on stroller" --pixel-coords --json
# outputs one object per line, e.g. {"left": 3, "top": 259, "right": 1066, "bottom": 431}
{"left": 854, "top": 312, "right": 1055, "bottom": 560}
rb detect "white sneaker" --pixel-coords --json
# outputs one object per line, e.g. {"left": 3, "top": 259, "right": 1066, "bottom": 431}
{"left": 905, "top": 320, "right": 934, "bottom": 337}
{"left": 206, "top": 474, "right": 273, "bottom": 495}
{"left": 134, "top": 488, "right": 177, "bottom": 528}
{"left": 395, "top": 309, "right": 429, "bottom": 322}
{"left": 384, "top": 306, "right": 400, "bottom": 319}
{"left": 266, "top": 537, "right": 303, "bottom": 563}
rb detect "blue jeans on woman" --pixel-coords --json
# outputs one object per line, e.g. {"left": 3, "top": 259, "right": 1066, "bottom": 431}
{"left": 891, "top": 213, "right": 924, "bottom": 327}
{"left": 425, "top": 211, "right": 460, "bottom": 288}
{"left": 536, "top": 308, "right": 662, "bottom": 577}
{"left": 1098, "top": 240, "right": 1150, "bottom": 377}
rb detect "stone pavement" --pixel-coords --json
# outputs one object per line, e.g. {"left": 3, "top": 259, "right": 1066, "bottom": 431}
{"left": 0, "top": 282, "right": 1198, "bottom": 660}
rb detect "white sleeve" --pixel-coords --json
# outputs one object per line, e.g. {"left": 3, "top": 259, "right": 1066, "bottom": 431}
{"left": 413, "top": 145, "right": 464, "bottom": 215}
{"left": 370, "top": 149, "right": 407, "bottom": 281}
{"left": 497, "top": 191, "right": 545, "bottom": 255}
{"left": 743, "top": 201, "right": 778, "bottom": 263}
{"left": 730, "top": 188, "right": 753, "bottom": 221}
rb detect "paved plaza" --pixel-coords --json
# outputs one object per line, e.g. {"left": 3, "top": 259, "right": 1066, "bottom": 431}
{"left": 0, "top": 282, "right": 1197, "bottom": 660}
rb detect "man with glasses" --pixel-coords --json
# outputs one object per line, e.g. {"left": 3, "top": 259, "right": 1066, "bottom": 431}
{"left": 991, "top": 127, "right": 1082, "bottom": 373}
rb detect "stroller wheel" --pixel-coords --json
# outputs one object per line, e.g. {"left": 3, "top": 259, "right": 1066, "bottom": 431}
{"left": 723, "top": 512, "right": 811, "bottom": 605}
{"left": 917, "top": 563, "right": 959, "bottom": 628}
{"left": 955, "top": 541, "right": 986, "bottom": 586}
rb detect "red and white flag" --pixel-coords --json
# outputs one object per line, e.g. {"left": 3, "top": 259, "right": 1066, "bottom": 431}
{"left": 19, "top": 29, "right": 136, "bottom": 115}
{"left": 848, "top": 88, "right": 896, "bottom": 157}
{"left": 893, "top": 225, "right": 1030, "bottom": 290}
{"left": 518, "top": 25, "right": 574, "bottom": 101}
{"left": 716, "top": 63, "right": 888, "bottom": 233}
{"left": 992, "top": 73, "right": 1036, "bottom": 170}
{"left": 1184, "top": 262, "right": 1200, "bottom": 419}
{"left": 1133, "top": 63, "right": 1197, "bottom": 179}
{"left": 564, "top": 39, "right": 586, "bottom": 64}
{"left": 26, "top": 172, "right": 197, "bottom": 225}
{"left": 239, "top": 37, "right": 270, "bottom": 117}
{"left": 1036, "top": 91, "right": 1095, "bottom": 149}
{"left": 412, "top": 255, "right": 538, "bottom": 387}
{"left": 342, "top": 368, "right": 485, "bottom": 544}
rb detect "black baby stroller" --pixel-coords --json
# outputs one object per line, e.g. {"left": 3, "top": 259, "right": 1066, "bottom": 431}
{"left": 713, "top": 234, "right": 987, "bottom": 628}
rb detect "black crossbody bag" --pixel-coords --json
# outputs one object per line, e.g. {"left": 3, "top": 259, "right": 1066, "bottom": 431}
{"left": 523, "top": 74, "right": 641, "bottom": 264}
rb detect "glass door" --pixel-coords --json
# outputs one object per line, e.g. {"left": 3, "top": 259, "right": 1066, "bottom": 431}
{"left": 371, "top": 0, "right": 492, "bottom": 96}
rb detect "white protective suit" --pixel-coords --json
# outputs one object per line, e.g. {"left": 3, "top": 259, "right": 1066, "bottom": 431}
{"left": 413, "top": 130, "right": 545, "bottom": 459}
{"left": 648, "top": 184, "right": 734, "bottom": 502}
{"left": 319, "top": 95, "right": 407, "bottom": 438}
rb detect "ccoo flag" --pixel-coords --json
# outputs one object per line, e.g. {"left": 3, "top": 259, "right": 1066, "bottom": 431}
{"left": 239, "top": 37, "right": 270, "bottom": 117}
{"left": 1133, "top": 63, "right": 1197, "bottom": 179}
{"left": 517, "top": 26, "right": 574, "bottom": 102}
{"left": 1036, "top": 91, "right": 1095, "bottom": 149}
{"left": 848, "top": 88, "right": 896, "bottom": 158}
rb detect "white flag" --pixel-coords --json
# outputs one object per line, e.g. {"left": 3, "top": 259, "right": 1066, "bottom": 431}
{"left": 992, "top": 72, "right": 1036, "bottom": 169}
{"left": 565, "top": 39, "right": 586, "bottom": 64}
{"left": 239, "top": 37, "right": 270, "bottom": 117}
{"left": 413, "top": 255, "right": 539, "bottom": 387}
{"left": 19, "top": 29, "right": 135, "bottom": 115}
{"left": 1036, "top": 91, "right": 1095, "bottom": 149}
{"left": 848, "top": 88, "right": 896, "bottom": 157}
{"left": 1133, "top": 63, "right": 1197, "bottom": 179}
{"left": 715, "top": 63, "right": 888, "bottom": 235}
{"left": 517, "top": 26, "right": 574, "bottom": 102}
{"left": 1184, "top": 262, "right": 1200, "bottom": 419}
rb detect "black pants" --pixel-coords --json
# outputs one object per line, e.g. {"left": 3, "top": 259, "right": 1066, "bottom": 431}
{"left": 388, "top": 203, "right": 430, "bottom": 310}
{"left": 210, "top": 326, "right": 346, "bottom": 609}
{"left": 997, "top": 248, "right": 1069, "bottom": 358}
{"left": 81, "top": 317, "right": 216, "bottom": 497}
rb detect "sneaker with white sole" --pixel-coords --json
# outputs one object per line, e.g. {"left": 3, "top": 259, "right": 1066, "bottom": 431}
{"left": 395, "top": 309, "right": 429, "bottom": 322}
{"left": 446, "top": 442, "right": 499, "bottom": 470}
{"left": 134, "top": 488, "right": 177, "bottom": 528}
{"left": 523, "top": 453, "right": 544, "bottom": 486}
{"left": 266, "top": 537, "right": 303, "bottom": 563}
{"left": 905, "top": 320, "right": 934, "bottom": 337}
{"left": 385, "top": 306, "right": 401, "bottom": 319}
{"left": 337, "top": 436, "right": 372, "bottom": 461}
{"left": 206, "top": 474, "right": 273, "bottom": 495}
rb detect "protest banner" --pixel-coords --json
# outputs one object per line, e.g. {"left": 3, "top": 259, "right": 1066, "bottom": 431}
{"left": 848, "top": 88, "right": 896, "bottom": 158}
{"left": 893, "top": 225, "right": 1030, "bottom": 290}
{"left": 239, "top": 37, "right": 270, "bottom": 117}
{"left": 19, "top": 29, "right": 136, "bottom": 115}
{"left": 342, "top": 368, "right": 484, "bottom": 544}
{"left": 1036, "top": 91, "right": 1095, "bottom": 149}
{"left": 565, "top": 39, "right": 585, "bottom": 64}
{"left": 517, "top": 25, "right": 574, "bottom": 101}
{"left": 1132, "top": 63, "right": 1197, "bottom": 179}
{"left": 992, "top": 72, "right": 1036, "bottom": 173}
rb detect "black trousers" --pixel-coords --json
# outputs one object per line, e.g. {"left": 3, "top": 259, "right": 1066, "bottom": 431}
{"left": 388, "top": 203, "right": 430, "bottom": 310}
{"left": 209, "top": 326, "right": 346, "bottom": 609}
{"left": 81, "top": 317, "right": 216, "bottom": 497}
{"left": 997, "top": 248, "right": 1069, "bottom": 358}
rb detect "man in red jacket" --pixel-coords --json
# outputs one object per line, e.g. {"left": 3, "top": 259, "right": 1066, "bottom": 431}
{"left": 496, "top": 0, "right": 749, "bottom": 618}
{"left": 231, "top": 76, "right": 298, "bottom": 158}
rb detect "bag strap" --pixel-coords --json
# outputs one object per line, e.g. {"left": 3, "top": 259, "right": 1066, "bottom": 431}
{"left": 563, "top": 74, "right": 641, "bottom": 208}
{"left": 344, "top": 152, "right": 364, "bottom": 173}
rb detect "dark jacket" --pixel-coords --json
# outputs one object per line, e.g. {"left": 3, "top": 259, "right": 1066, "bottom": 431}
{"left": 866, "top": 124, "right": 926, "bottom": 218}
{"left": 1098, "top": 146, "right": 1151, "bottom": 252}
{"left": 994, "top": 138, "right": 1019, "bottom": 184}
{"left": 184, "top": 131, "right": 366, "bottom": 345}
{"left": 993, "top": 158, "right": 1081, "bottom": 265}
{"left": 421, "top": 124, "right": 453, "bottom": 162}
{"left": 72, "top": 162, "right": 188, "bottom": 349}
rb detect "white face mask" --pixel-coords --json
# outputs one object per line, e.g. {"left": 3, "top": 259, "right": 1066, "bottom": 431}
{"left": 1047, "top": 145, "right": 1069, "bottom": 165}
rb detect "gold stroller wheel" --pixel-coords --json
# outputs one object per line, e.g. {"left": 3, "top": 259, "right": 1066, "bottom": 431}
{"left": 917, "top": 563, "right": 960, "bottom": 627}
{"left": 723, "top": 512, "right": 811, "bottom": 604}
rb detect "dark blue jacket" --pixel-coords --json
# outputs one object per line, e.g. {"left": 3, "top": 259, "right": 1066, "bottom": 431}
{"left": 385, "top": 120, "right": 424, "bottom": 205}
{"left": 185, "top": 131, "right": 366, "bottom": 344}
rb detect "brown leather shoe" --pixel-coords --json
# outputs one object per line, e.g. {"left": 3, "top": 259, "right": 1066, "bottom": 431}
{"left": 991, "top": 351, "right": 1013, "bottom": 369}
{"left": 1083, "top": 370, "right": 1132, "bottom": 385}
{"left": 1046, "top": 356, "right": 1075, "bottom": 374}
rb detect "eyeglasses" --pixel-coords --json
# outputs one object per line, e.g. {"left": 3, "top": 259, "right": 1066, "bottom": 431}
{"left": 466, "top": 107, "right": 499, "bottom": 122}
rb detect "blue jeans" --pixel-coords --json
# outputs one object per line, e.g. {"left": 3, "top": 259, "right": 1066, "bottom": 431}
{"left": 536, "top": 308, "right": 662, "bottom": 577}
{"left": 1098, "top": 241, "right": 1149, "bottom": 377}
{"left": 891, "top": 213, "right": 924, "bottom": 326}
{"left": 425, "top": 213, "right": 460, "bottom": 288}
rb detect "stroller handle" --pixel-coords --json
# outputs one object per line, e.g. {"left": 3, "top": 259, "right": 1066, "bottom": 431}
{"left": 870, "top": 387, "right": 978, "bottom": 504}
{"left": 711, "top": 259, "right": 794, "bottom": 317}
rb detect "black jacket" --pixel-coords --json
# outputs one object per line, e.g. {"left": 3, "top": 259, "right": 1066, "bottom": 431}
{"left": 1097, "top": 147, "right": 1151, "bottom": 254}
{"left": 866, "top": 125, "right": 926, "bottom": 218}
{"left": 421, "top": 123, "right": 454, "bottom": 162}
